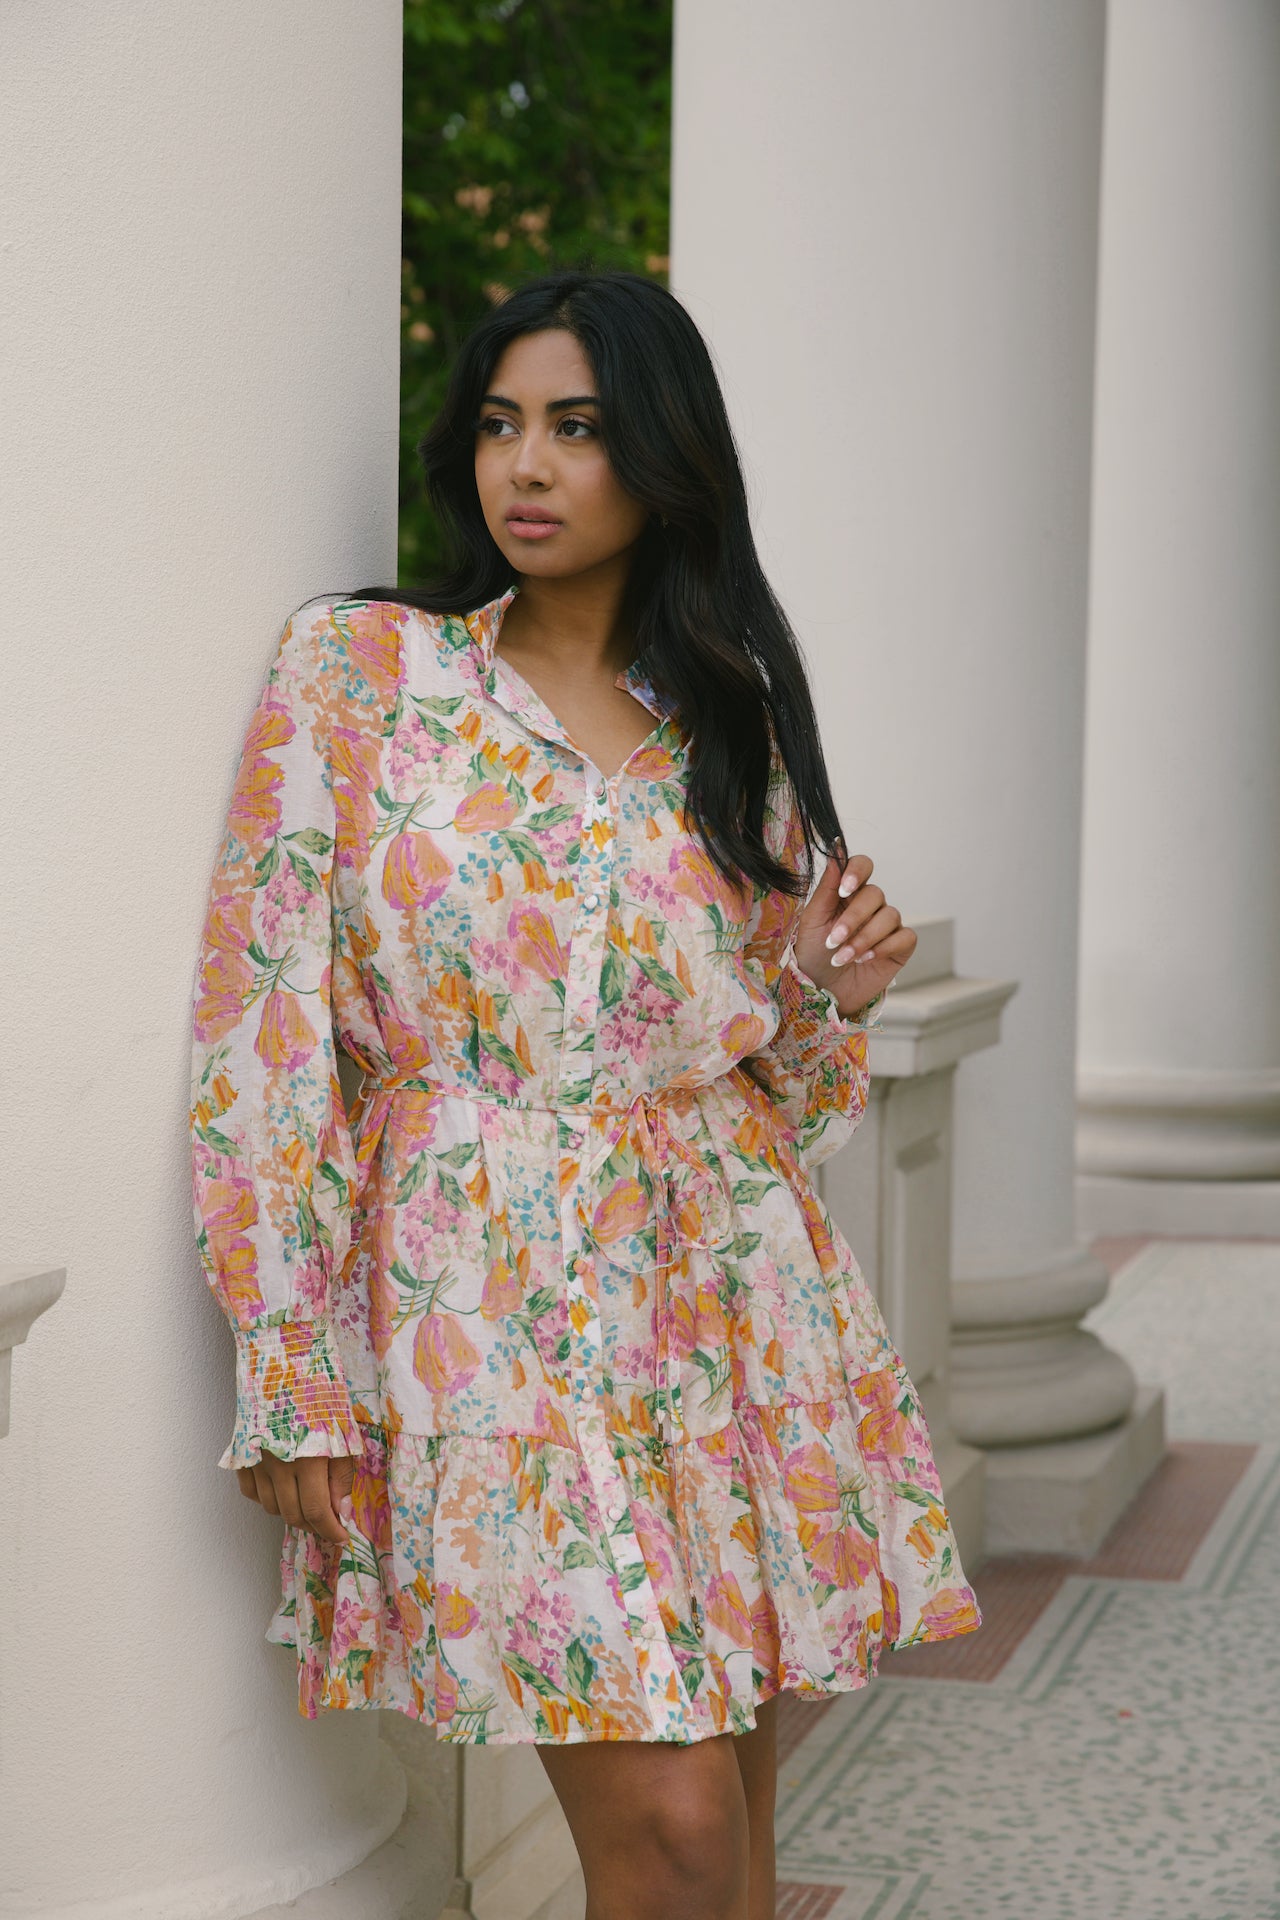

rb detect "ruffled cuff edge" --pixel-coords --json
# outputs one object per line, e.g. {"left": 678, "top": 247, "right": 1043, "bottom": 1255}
{"left": 217, "top": 1318, "right": 362, "bottom": 1472}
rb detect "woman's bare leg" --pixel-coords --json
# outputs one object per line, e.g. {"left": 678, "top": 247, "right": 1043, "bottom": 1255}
{"left": 732, "top": 1696, "right": 778, "bottom": 1920}
{"left": 537, "top": 1731, "right": 751, "bottom": 1920}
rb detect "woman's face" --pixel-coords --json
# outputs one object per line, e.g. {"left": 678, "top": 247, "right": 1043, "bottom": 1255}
{"left": 474, "top": 328, "right": 651, "bottom": 581}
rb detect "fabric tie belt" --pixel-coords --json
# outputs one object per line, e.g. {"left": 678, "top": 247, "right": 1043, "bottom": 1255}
{"left": 345, "top": 1073, "right": 742, "bottom": 1446}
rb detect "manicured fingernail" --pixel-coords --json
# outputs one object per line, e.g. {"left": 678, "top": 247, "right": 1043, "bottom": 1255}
{"left": 838, "top": 876, "right": 860, "bottom": 898}
{"left": 832, "top": 945, "right": 854, "bottom": 967}
{"left": 825, "top": 925, "right": 846, "bottom": 950}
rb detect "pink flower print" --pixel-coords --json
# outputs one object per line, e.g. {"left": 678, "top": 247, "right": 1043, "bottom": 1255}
{"left": 455, "top": 782, "right": 518, "bottom": 833}
{"left": 436, "top": 1584, "right": 479, "bottom": 1639}
{"left": 471, "top": 936, "right": 527, "bottom": 992}
{"left": 854, "top": 1371, "right": 914, "bottom": 1468}
{"left": 195, "top": 945, "right": 253, "bottom": 1042}
{"left": 809, "top": 1524, "right": 876, "bottom": 1591}
{"left": 382, "top": 830, "right": 453, "bottom": 910}
{"left": 341, "top": 600, "right": 405, "bottom": 692}
{"left": 509, "top": 1577, "right": 575, "bottom": 1676}
{"left": 258, "top": 861, "right": 311, "bottom": 942}
{"left": 918, "top": 1587, "right": 980, "bottom": 1637}
{"left": 632, "top": 1502, "right": 675, "bottom": 1584}
{"left": 412, "top": 1313, "right": 481, "bottom": 1393}
{"left": 508, "top": 902, "right": 569, "bottom": 983}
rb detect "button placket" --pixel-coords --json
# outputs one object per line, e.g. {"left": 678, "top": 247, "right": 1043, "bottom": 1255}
{"left": 551, "top": 764, "right": 690, "bottom": 1733}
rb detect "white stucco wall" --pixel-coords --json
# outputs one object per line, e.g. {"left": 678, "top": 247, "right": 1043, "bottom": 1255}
{"left": 0, "top": 6, "right": 405, "bottom": 1915}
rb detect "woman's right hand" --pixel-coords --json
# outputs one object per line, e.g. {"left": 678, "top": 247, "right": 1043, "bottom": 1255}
{"left": 236, "top": 1451, "right": 356, "bottom": 1544}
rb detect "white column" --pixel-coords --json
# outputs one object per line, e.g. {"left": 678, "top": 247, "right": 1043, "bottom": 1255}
{"left": 0, "top": 7, "right": 409, "bottom": 1917}
{"left": 1077, "top": 0, "right": 1280, "bottom": 1238}
{"left": 672, "top": 0, "right": 1162, "bottom": 1554}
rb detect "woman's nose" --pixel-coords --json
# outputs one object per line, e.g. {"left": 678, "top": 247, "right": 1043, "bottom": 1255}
{"left": 509, "top": 427, "right": 554, "bottom": 486}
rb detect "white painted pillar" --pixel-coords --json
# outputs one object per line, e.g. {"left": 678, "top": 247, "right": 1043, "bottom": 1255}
{"left": 1077, "top": 0, "right": 1280, "bottom": 1238}
{"left": 0, "top": 7, "right": 409, "bottom": 1916}
{"left": 672, "top": 0, "right": 1161, "bottom": 1554}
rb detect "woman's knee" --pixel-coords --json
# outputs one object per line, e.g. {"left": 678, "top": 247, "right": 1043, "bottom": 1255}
{"left": 636, "top": 1773, "right": 749, "bottom": 1905}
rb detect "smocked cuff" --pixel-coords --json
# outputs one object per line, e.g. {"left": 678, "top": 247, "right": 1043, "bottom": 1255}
{"left": 217, "top": 1319, "right": 362, "bottom": 1472}
{"left": 768, "top": 963, "right": 886, "bottom": 1074}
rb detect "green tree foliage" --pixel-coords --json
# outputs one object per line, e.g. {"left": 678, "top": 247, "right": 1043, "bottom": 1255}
{"left": 399, "top": 0, "right": 673, "bottom": 583}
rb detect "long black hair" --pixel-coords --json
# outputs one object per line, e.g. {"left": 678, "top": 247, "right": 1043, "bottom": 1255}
{"left": 361, "top": 268, "right": 846, "bottom": 899}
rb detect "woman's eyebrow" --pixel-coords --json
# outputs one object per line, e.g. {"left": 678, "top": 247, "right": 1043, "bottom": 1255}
{"left": 479, "top": 393, "right": 601, "bottom": 412}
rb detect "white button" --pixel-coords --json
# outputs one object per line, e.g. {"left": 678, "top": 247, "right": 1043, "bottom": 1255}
{"left": 573, "top": 1007, "right": 591, "bottom": 1027}
{"left": 594, "top": 782, "right": 607, "bottom": 802}
{"left": 583, "top": 893, "right": 600, "bottom": 911}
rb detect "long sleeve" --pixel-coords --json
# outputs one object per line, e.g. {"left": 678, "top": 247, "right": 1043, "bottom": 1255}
{"left": 739, "top": 756, "right": 886, "bottom": 1171}
{"left": 189, "top": 601, "right": 363, "bottom": 1471}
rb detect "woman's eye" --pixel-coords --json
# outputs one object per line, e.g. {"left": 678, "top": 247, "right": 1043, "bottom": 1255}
{"left": 476, "top": 416, "right": 513, "bottom": 437}
{"left": 559, "top": 416, "right": 596, "bottom": 439}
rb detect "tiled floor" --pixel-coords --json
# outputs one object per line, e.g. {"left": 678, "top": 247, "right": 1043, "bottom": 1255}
{"left": 774, "top": 1236, "right": 1280, "bottom": 1920}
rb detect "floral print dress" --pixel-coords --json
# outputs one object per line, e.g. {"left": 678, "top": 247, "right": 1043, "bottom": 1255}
{"left": 189, "top": 585, "right": 981, "bottom": 1745}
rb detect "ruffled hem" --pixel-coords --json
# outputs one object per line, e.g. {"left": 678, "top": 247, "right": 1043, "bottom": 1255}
{"left": 264, "top": 1371, "right": 982, "bottom": 1745}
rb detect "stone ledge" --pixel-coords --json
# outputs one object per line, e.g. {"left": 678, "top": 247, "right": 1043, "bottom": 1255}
{"left": 980, "top": 1384, "right": 1167, "bottom": 1557}
{"left": 0, "top": 1262, "right": 66, "bottom": 1438}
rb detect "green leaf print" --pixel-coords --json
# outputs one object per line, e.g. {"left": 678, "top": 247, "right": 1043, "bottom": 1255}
{"left": 561, "top": 1540, "right": 597, "bottom": 1571}
{"left": 631, "top": 947, "right": 689, "bottom": 1004}
{"left": 524, "top": 804, "right": 579, "bottom": 831}
{"left": 565, "top": 1638, "right": 597, "bottom": 1703}
{"left": 285, "top": 844, "right": 321, "bottom": 894}
{"left": 599, "top": 943, "right": 628, "bottom": 1009}
{"left": 617, "top": 1560, "right": 649, "bottom": 1593}
{"left": 730, "top": 1178, "right": 775, "bottom": 1207}
{"left": 285, "top": 827, "right": 334, "bottom": 856}
{"left": 252, "top": 840, "right": 280, "bottom": 886}
{"left": 200, "top": 1126, "right": 239, "bottom": 1160}
{"left": 505, "top": 1653, "right": 561, "bottom": 1701}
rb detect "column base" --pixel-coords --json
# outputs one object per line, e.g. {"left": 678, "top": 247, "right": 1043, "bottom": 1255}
{"left": 1077, "top": 1172, "right": 1280, "bottom": 1238}
{"left": 980, "top": 1382, "right": 1166, "bottom": 1557}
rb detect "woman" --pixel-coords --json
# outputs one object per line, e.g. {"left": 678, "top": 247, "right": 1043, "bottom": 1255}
{"left": 190, "top": 268, "right": 981, "bottom": 1920}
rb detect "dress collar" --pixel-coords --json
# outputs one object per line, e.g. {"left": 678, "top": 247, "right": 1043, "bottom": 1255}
{"left": 462, "top": 583, "right": 676, "bottom": 721}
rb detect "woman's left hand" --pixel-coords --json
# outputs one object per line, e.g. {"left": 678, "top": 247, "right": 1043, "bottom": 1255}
{"left": 792, "top": 851, "right": 916, "bottom": 1019}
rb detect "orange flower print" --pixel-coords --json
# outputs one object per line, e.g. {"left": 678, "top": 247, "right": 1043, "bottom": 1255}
{"left": 204, "top": 890, "right": 253, "bottom": 955}
{"left": 436, "top": 1584, "right": 479, "bottom": 1639}
{"left": 508, "top": 902, "right": 569, "bottom": 983}
{"left": 203, "top": 1174, "right": 264, "bottom": 1321}
{"left": 720, "top": 1009, "right": 769, "bottom": 1058}
{"left": 195, "top": 946, "right": 254, "bottom": 1042}
{"left": 918, "top": 1587, "right": 981, "bottom": 1637}
{"left": 332, "top": 726, "right": 381, "bottom": 860}
{"left": 412, "top": 1313, "right": 481, "bottom": 1393}
{"left": 624, "top": 741, "right": 677, "bottom": 782}
{"left": 781, "top": 1441, "right": 841, "bottom": 1521}
{"left": 455, "top": 782, "right": 519, "bottom": 833}
{"left": 350, "top": 1467, "right": 392, "bottom": 1555}
{"left": 809, "top": 1524, "right": 876, "bottom": 1590}
{"left": 382, "top": 830, "right": 453, "bottom": 910}
{"left": 855, "top": 1371, "right": 914, "bottom": 1467}
{"left": 703, "top": 1572, "right": 752, "bottom": 1642}
{"left": 254, "top": 991, "right": 318, "bottom": 1072}
{"left": 226, "top": 703, "right": 294, "bottom": 849}
{"left": 480, "top": 1255, "right": 523, "bottom": 1321}
{"left": 592, "top": 1176, "right": 650, "bottom": 1245}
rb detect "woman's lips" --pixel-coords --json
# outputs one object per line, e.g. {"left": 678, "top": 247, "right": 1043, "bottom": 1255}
{"left": 506, "top": 516, "right": 563, "bottom": 540}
